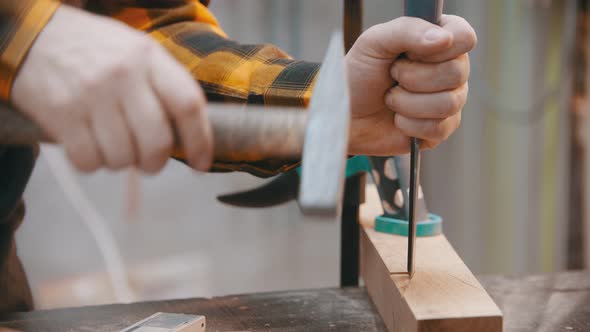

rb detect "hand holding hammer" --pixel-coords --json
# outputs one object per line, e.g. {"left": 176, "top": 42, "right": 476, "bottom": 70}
{"left": 0, "top": 33, "right": 351, "bottom": 217}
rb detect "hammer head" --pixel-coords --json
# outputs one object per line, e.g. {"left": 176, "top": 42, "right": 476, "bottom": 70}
{"left": 298, "top": 32, "right": 350, "bottom": 217}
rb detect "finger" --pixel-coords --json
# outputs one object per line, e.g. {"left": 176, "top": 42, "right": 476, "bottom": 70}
{"left": 391, "top": 54, "right": 469, "bottom": 93}
{"left": 353, "top": 16, "right": 453, "bottom": 60}
{"left": 90, "top": 103, "right": 136, "bottom": 170}
{"left": 149, "top": 48, "right": 213, "bottom": 172}
{"left": 386, "top": 83, "right": 468, "bottom": 119}
{"left": 348, "top": 112, "right": 412, "bottom": 156}
{"left": 409, "top": 15, "right": 477, "bottom": 63}
{"left": 121, "top": 67, "right": 173, "bottom": 174}
{"left": 62, "top": 124, "right": 105, "bottom": 173}
{"left": 394, "top": 111, "right": 462, "bottom": 144}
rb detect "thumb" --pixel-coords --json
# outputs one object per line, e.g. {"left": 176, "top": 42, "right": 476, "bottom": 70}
{"left": 353, "top": 17, "right": 453, "bottom": 61}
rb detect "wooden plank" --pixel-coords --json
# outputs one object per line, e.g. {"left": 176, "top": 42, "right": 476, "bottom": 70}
{"left": 360, "top": 184, "right": 503, "bottom": 332}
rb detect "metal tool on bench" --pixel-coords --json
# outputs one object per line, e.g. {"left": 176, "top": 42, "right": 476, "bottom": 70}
{"left": 120, "top": 312, "right": 206, "bottom": 332}
{"left": 0, "top": 32, "right": 350, "bottom": 217}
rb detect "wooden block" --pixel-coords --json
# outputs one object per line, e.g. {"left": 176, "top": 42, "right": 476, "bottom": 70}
{"left": 360, "top": 185, "right": 503, "bottom": 332}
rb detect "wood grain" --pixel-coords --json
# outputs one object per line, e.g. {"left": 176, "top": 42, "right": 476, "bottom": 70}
{"left": 360, "top": 184, "right": 503, "bottom": 332}
{"left": 3, "top": 272, "right": 590, "bottom": 331}
{"left": 0, "top": 288, "right": 387, "bottom": 332}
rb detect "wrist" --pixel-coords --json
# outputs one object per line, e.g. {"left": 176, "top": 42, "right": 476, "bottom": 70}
{"left": 347, "top": 118, "right": 370, "bottom": 156}
{"left": 1, "top": 0, "right": 61, "bottom": 103}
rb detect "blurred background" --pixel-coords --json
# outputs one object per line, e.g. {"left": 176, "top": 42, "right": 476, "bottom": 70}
{"left": 17, "top": 0, "right": 586, "bottom": 309}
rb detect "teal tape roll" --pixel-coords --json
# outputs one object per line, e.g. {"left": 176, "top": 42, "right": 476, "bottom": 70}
{"left": 375, "top": 213, "right": 443, "bottom": 237}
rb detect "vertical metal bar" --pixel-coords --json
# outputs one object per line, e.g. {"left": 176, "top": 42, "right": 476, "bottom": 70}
{"left": 568, "top": 0, "right": 584, "bottom": 270}
{"left": 344, "top": 0, "right": 363, "bottom": 52}
{"left": 340, "top": 173, "right": 365, "bottom": 287}
{"left": 340, "top": 0, "right": 364, "bottom": 288}
{"left": 407, "top": 140, "right": 420, "bottom": 276}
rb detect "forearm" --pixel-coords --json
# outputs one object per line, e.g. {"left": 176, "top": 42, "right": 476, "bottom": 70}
{"left": 92, "top": 0, "right": 319, "bottom": 107}
{"left": 156, "top": 24, "right": 319, "bottom": 175}
{"left": 152, "top": 25, "right": 320, "bottom": 105}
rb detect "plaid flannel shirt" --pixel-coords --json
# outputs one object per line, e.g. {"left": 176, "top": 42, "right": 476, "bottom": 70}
{"left": 1, "top": 0, "right": 320, "bottom": 177}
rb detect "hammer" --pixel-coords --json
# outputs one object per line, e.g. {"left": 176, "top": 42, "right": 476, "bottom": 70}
{"left": 0, "top": 32, "right": 350, "bottom": 217}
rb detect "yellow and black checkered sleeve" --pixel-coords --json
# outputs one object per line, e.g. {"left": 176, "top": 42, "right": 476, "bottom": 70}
{"left": 103, "top": 0, "right": 320, "bottom": 177}
{"left": 0, "top": 0, "right": 61, "bottom": 102}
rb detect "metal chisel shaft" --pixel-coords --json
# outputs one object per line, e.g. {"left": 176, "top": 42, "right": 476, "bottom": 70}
{"left": 408, "top": 138, "right": 420, "bottom": 277}
{"left": 404, "top": 0, "right": 444, "bottom": 278}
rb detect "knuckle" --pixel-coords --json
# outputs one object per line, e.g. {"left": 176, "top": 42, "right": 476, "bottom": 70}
{"left": 423, "top": 140, "right": 440, "bottom": 150}
{"left": 106, "top": 155, "right": 132, "bottom": 170}
{"left": 66, "top": 147, "right": 100, "bottom": 173}
{"left": 444, "top": 59, "right": 468, "bottom": 87}
{"left": 363, "top": 23, "right": 385, "bottom": 40}
{"left": 141, "top": 155, "right": 168, "bottom": 174}
{"left": 397, "top": 64, "right": 418, "bottom": 90}
{"left": 356, "top": 25, "right": 381, "bottom": 50}
{"left": 79, "top": 72, "right": 102, "bottom": 91}
{"left": 175, "top": 92, "right": 203, "bottom": 118}
{"left": 106, "top": 52, "right": 132, "bottom": 80}
{"left": 144, "top": 131, "right": 173, "bottom": 164}
{"left": 464, "top": 26, "right": 478, "bottom": 49}
{"left": 455, "top": 113, "right": 463, "bottom": 131}
{"left": 385, "top": 88, "right": 402, "bottom": 111}
{"left": 395, "top": 16, "right": 414, "bottom": 27}
{"left": 428, "top": 120, "right": 448, "bottom": 141}
{"left": 128, "top": 36, "right": 157, "bottom": 61}
{"left": 153, "top": 135, "right": 174, "bottom": 158}
{"left": 140, "top": 163, "right": 160, "bottom": 175}
{"left": 463, "top": 82, "right": 470, "bottom": 101}
{"left": 393, "top": 113, "right": 408, "bottom": 132}
{"left": 457, "top": 27, "right": 478, "bottom": 52}
{"left": 450, "top": 90, "right": 463, "bottom": 111}
{"left": 46, "top": 90, "right": 74, "bottom": 111}
{"left": 439, "top": 91, "right": 462, "bottom": 117}
{"left": 137, "top": 36, "right": 157, "bottom": 53}
{"left": 77, "top": 163, "right": 99, "bottom": 173}
{"left": 106, "top": 59, "right": 132, "bottom": 80}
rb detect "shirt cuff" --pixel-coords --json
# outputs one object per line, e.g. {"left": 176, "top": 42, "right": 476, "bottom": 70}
{"left": 0, "top": 0, "right": 61, "bottom": 102}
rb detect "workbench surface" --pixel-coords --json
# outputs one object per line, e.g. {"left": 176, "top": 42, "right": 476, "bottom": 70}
{"left": 1, "top": 270, "right": 589, "bottom": 331}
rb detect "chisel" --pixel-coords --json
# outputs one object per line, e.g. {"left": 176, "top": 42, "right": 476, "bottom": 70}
{"left": 404, "top": 0, "right": 444, "bottom": 278}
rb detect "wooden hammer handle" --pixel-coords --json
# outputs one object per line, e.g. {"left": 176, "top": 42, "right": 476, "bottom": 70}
{"left": 0, "top": 104, "right": 48, "bottom": 145}
{"left": 0, "top": 103, "right": 308, "bottom": 162}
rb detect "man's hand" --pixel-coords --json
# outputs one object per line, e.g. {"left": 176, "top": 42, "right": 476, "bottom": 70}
{"left": 346, "top": 15, "right": 476, "bottom": 155}
{"left": 12, "top": 5, "right": 213, "bottom": 173}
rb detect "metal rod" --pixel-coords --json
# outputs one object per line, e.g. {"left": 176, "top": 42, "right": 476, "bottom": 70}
{"left": 344, "top": 0, "right": 363, "bottom": 52}
{"left": 407, "top": 138, "right": 421, "bottom": 277}
{"left": 339, "top": 0, "right": 365, "bottom": 288}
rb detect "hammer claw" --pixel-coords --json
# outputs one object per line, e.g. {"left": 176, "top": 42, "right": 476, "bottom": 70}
{"left": 217, "top": 171, "right": 300, "bottom": 208}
